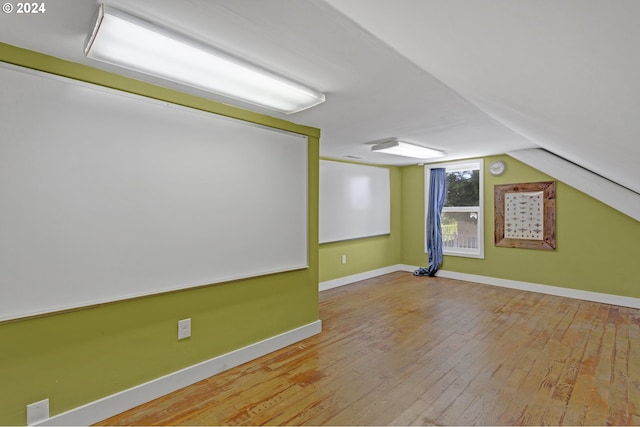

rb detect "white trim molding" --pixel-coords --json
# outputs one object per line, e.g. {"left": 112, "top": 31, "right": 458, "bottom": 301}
{"left": 319, "top": 265, "right": 402, "bottom": 291}
{"left": 436, "top": 269, "right": 640, "bottom": 309}
{"left": 37, "top": 320, "right": 322, "bottom": 426}
{"left": 328, "top": 264, "right": 640, "bottom": 309}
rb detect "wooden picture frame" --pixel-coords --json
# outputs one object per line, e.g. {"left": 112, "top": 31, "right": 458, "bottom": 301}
{"left": 494, "top": 181, "right": 556, "bottom": 250}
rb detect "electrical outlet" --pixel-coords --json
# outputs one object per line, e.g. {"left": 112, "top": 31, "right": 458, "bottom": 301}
{"left": 178, "top": 318, "right": 191, "bottom": 340}
{"left": 341, "top": 255, "right": 347, "bottom": 264}
{"left": 26, "top": 399, "right": 49, "bottom": 425}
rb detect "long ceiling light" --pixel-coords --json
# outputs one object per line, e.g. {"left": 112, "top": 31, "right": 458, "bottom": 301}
{"left": 84, "top": 4, "right": 326, "bottom": 114}
{"left": 371, "top": 139, "right": 445, "bottom": 159}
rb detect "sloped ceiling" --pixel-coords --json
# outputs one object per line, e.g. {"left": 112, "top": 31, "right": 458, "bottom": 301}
{"left": 0, "top": 0, "right": 638, "bottom": 194}
{"left": 325, "top": 0, "right": 640, "bottom": 194}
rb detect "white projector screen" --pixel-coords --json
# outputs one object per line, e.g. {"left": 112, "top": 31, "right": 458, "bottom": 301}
{"left": 0, "top": 63, "right": 308, "bottom": 321}
{"left": 319, "top": 160, "right": 390, "bottom": 243}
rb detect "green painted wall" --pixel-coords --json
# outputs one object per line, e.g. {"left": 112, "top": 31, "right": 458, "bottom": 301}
{"left": 318, "top": 161, "right": 402, "bottom": 283}
{"left": 400, "top": 164, "right": 428, "bottom": 267}
{"left": 0, "top": 43, "right": 320, "bottom": 425}
{"left": 401, "top": 154, "right": 640, "bottom": 298}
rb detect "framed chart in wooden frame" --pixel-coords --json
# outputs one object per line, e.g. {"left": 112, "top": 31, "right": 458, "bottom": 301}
{"left": 494, "top": 181, "right": 556, "bottom": 250}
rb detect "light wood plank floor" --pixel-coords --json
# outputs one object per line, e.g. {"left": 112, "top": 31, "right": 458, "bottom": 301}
{"left": 97, "top": 272, "right": 640, "bottom": 425}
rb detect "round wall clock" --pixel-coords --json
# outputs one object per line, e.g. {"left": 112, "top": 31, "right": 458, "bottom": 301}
{"left": 489, "top": 160, "right": 506, "bottom": 176}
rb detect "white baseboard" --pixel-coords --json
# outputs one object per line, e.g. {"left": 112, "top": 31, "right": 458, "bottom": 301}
{"left": 38, "top": 320, "right": 322, "bottom": 426}
{"left": 327, "top": 264, "right": 640, "bottom": 309}
{"left": 398, "top": 264, "right": 419, "bottom": 273}
{"left": 319, "top": 265, "right": 404, "bottom": 291}
{"left": 435, "top": 269, "right": 640, "bottom": 309}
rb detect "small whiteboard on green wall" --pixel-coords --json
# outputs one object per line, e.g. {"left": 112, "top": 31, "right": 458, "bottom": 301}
{"left": 319, "top": 160, "right": 390, "bottom": 243}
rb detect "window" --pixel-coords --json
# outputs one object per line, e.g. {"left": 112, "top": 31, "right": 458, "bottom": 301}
{"left": 425, "top": 160, "right": 484, "bottom": 258}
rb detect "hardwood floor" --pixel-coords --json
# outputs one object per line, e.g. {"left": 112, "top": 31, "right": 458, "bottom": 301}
{"left": 97, "top": 272, "right": 640, "bottom": 425}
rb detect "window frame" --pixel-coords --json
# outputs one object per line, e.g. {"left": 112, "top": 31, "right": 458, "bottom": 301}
{"left": 424, "top": 159, "right": 484, "bottom": 259}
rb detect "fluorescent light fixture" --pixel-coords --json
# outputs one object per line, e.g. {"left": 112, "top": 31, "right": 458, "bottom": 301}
{"left": 84, "top": 4, "right": 325, "bottom": 114}
{"left": 371, "top": 139, "right": 445, "bottom": 159}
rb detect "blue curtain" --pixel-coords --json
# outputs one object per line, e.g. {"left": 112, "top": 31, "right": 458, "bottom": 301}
{"left": 424, "top": 168, "right": 447, "bottom": 276}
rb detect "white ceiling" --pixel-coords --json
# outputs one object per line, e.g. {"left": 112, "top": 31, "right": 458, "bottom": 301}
{"left": 1, "top": 0, "right": 638, "bottom": 193}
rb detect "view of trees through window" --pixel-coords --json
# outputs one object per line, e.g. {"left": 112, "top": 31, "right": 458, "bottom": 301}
{"left": 445, "top": 170, "right": 479, "bottom": 207}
